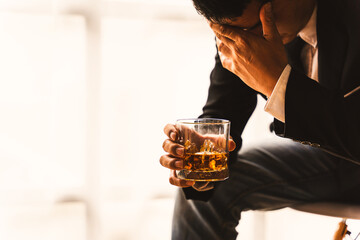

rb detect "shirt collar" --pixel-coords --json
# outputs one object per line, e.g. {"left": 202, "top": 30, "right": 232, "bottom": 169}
{"left": 298, "top": 5, "right": 317, "bottom": 48}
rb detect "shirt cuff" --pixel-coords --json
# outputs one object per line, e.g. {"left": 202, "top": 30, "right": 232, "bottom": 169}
{"left": 264, "top": 64, "right": 292, "bottom": 123}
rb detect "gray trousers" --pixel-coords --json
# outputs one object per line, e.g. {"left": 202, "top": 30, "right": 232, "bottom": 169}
{"left": 171, "top": 139, "right": 360, "bottom": 240}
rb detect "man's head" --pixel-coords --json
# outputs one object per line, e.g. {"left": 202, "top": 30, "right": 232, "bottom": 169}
{"left": 192, "top": 0, "right": 316, "bottom": 44}
{"left": 192, "top": 0, "right": 256, "bottom": 24}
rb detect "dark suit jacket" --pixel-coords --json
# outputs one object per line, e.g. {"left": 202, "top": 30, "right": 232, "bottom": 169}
{"left": 184, "top": 0, "right": 360, "bottom": 201}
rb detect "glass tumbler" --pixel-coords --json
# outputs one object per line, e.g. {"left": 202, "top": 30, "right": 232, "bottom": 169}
{"left": 176, "top": 118, "right": 230, "bottom": 182}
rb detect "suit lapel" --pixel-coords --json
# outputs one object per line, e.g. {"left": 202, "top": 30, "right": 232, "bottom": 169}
{"left": 317, "top": 0, "right": 348, "bottom": 90}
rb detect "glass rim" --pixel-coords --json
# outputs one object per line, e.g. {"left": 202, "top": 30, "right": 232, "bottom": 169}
{"left": 176, "top": 118, "right": 230, "bottom": 125}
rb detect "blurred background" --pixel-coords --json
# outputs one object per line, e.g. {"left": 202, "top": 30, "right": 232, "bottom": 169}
{"left": 0, "top": 0, "right": 358, "bottom": 239}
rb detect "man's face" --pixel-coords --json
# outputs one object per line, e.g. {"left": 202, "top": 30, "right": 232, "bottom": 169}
{"left": 222, "top": 0, "right": 316, "bottom": 44}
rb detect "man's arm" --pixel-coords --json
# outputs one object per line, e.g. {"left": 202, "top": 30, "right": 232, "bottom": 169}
{"left": 181, "top": 50, "right": 258, "bottom": 201}
{"left": 274, "top": 69, "right": 360, "bottom": 164}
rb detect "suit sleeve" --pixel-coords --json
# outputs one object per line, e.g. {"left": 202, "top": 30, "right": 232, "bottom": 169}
{"left": 182, "top": 50, "right": 258, "bottom": 201}
{"left": 274, "top": 68, "right": 360, "bottom": 165}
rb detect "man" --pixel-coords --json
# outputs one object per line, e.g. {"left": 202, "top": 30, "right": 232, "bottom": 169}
{"left": 160, "top": 0, "right": 360, "bottom": 239}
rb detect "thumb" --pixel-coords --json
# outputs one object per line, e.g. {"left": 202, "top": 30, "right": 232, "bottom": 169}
{"left": 229, "top": 138, "right": 236, "bottom": 152}
{"left": 260, "top": 2, "right": 281, "bottom": 42}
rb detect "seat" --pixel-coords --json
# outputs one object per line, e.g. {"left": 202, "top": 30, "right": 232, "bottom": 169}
{"left": 291, "top": 202, "right": 360, "bottom": 240}
{"left": 291, "top": 202, "right": 360, "bottom": 220}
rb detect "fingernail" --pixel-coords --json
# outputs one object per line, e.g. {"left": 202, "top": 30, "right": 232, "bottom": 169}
{"left": 176, "top": 148, "right": 184, "bottom": 156}
{"left": 175, "top": 161, "right": 183, "bottom": 168}
{"left": 170, "top": 132, "right": 177, "bottom": 141}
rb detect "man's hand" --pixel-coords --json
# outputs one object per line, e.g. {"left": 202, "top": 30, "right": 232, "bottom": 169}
{"left": 209, "top": 2, "right": 288, "bottom": 97}
{"left": 160, "top": 124, "right": 195, "bottom": 188}
{"left": 160, "top": 124, "right": 236, "bottom": 188}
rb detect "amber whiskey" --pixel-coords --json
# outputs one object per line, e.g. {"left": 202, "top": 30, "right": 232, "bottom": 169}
{"left": 177, "top": 151, "right": 229, "bottom": 181}
{"left": 184, "top": 151, "right": 228, "bottom": 171}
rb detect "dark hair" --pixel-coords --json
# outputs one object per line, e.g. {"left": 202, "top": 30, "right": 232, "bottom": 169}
{"left": 192, "top": 0, "right": 260, "bottom": 24}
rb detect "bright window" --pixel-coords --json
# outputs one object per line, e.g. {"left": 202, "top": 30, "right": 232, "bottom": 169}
{"left": 0, "top": 0, "right": 217, "bottom": 239}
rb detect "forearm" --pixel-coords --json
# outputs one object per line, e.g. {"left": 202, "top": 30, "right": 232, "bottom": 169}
{"left": 274, "top": 68, "right": 360, "bottom": 164}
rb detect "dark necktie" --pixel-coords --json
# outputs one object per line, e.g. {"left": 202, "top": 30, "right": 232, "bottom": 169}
{"left": 301, "top": 42, "right": 316, "bottom": 78}
{"left": 284, "top": 37, "right": 306, "bottom": 72}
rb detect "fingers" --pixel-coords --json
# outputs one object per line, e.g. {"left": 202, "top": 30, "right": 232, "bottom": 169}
{"left": 199, "top": 134, "right": 236, "bottom": 153}
{"left": 260, "top": 2, "right": 281, "bottom": 42}
{"left": 161, "top": 126, "right": 185, "bottom": 169}
{"left": 210, "top": 22, "right": 243, "bottom": 42}
{"left": 212, "top": 135, "right": 236, "bottom": 152}
{"left": 159, "top": 154, "right": 183, "bottom": 170}
{"left": 216, "top": 37, "right": 237, "bottom": 71}
{"left": 216, "top": 37, "right": 233, "bottom": 56}
{"left": 162, "top": 139, "right": 184, "bottom": 156}
{"left": 215, "top": 33, "right": 234, "bottom": 46}
{"left": 164, "top": 123, "right": 178, "bottom": 141}
{"left": 217, "top": 43, "right": 232, "bottom": 68}
{"left": 213, "top": 26, "right": 246, "bottom": 56}
{"left": 169, "top": 170, "right": 195, "bottom": 188}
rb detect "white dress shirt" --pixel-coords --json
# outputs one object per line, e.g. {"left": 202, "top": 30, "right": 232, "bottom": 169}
{"left": 264, "top": 6, "right": 318, "bottom": 123}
